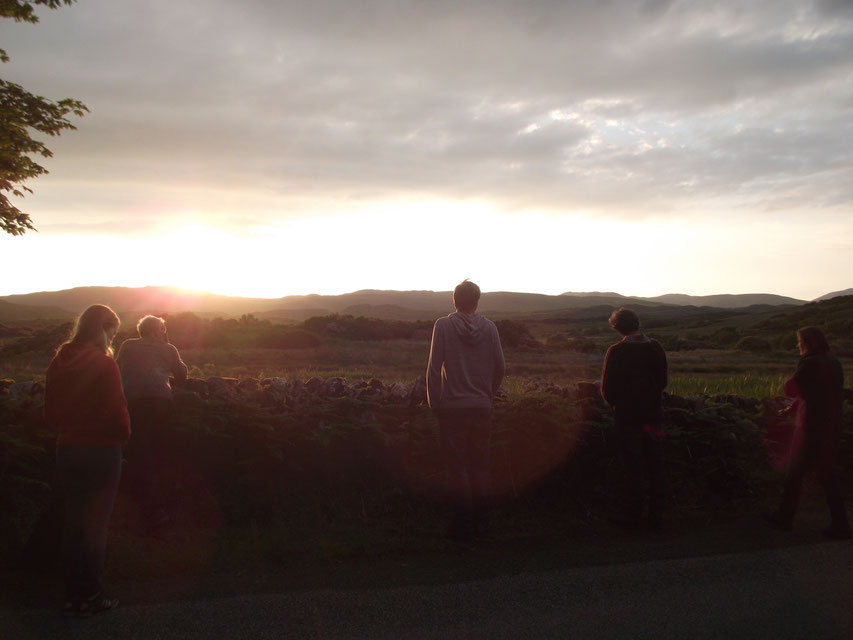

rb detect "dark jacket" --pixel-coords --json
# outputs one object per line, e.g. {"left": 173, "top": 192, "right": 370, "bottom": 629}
{"left": 601, "top": 334, "right": 668, "bottom": 427}
{"left": 786, "top": 352, "right": 844, "bottom": 438}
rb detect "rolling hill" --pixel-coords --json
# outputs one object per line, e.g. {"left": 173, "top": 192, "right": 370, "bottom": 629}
{"left": 0, "top": 285, "right": 835, "bottom": 324}
{"left": 559, "top": 292, "right": 807, "bottom": 308}
{"left": 814, "top": 288, "right": 853, "bottom": 301}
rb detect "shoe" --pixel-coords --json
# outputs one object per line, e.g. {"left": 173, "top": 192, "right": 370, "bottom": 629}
{"left": 62, "top": 600, "right": 79, "bottom": 618}
{"left": 77, "top": 592, "right": 119, "bottom": 617}
{"left": 822, "top": 526, "right": 852, "bottom": 540}
{"left": 764, "top": 512, "right": 792, "bottom": 532}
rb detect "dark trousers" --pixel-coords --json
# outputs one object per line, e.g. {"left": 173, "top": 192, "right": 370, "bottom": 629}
{"left": 56, "top": 445, "right": 122, "bottom": 600}
{"left": 779, "top": 434, "right": 850, "bottom": 530}
{"left": 615, "top": 423, "right": 666, "bottom": 523}
{"left": 438, "top": 408, "right": 493, "bottom": 536}
{"left": 126, "top": 397, "right": 172, "bottom": 522}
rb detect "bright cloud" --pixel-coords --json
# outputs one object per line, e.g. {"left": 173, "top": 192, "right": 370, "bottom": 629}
{"left": 1, "top": 0, "right": 851, "bottom": 298}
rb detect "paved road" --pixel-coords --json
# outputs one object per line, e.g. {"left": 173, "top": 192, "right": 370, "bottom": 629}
{"left": 3, "top": 539, "right": 852, "bottom": 639}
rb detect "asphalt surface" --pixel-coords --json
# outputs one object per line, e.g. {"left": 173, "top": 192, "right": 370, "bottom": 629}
{"left": 3, "top": 536, "right": 852, "bottom": 640}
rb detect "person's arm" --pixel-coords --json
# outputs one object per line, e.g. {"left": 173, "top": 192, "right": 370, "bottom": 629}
{"left": 654, "top": 341, "right": 668, "bottom": 392}
{"left": 492, "top": 324, "right": 505, "bottom": 397}
{"left": 600, "top": 345, "right": 618, "bottom": 407}
{"left": 170, "top": 344, "right": 188, "bottom": 382}
{"left": 102, "top": 358, "right": 131, "bottom": 444}
{"left": 43, "top": 358, "right": 62, "bottom": 430}
{"left": 791, "top": 357, "right": 815, "bottom": 401}
{"left": 426, "top": 320, "right": 444, "bottom": 410}
{"left": 114, "top": 339, "right": 127, "bottom": 371}
{"left": 783, "top": 377, "right": 800, "bottom": 398}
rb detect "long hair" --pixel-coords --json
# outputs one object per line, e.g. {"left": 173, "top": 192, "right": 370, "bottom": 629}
{"left": 66, "top": 304, "right": 121, "bottom": 356}
{"left": 797, "top": 326, "right": 830, "bottom": 356}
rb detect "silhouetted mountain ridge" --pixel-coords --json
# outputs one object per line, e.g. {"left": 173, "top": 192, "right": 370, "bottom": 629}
{"left": 0, "top": 285, "right": 830, "bottom": 323}
{"left": 561, "top": 291, "right": 806, "bottom": 308}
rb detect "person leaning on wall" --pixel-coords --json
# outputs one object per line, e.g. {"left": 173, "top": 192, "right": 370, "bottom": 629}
{"left": 44, "top": 304, "right": 130, "bottom": 618}
{"left": 426, "top": 280, "right": 506, "bottom": 542}
{"left": 600, "top": 307, "right": 668, "bottom": 531}
{"left": 115, "top": 315, "right": 187, "bottom": 535}
{"left": 766, "top": 326, "right": 851, "bottom": 539}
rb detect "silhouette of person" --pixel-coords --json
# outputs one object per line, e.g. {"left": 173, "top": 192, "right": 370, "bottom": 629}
{"left": 427, "top": 280, "right": 505, "bottom": 541}
{"left": 601, "top": 307, "right": 668, "bottom": 530}
{"left": 766, "top": 326, "right": 851, "bottom": 539}
{"left": 116, "top": 315, "right": 187, "bottom": 534}
{"left": 44, "top": 304, "right": 130, "bottom": 617}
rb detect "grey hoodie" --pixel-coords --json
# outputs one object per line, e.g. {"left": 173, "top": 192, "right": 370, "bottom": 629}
{"left": 426, "top": 312, "right": 505, "bottom": 410}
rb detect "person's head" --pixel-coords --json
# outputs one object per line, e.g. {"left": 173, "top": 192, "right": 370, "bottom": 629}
{"left": 137, "top": 315, "right": 167, "bottom": 341}
{"left": 797, "top": 326, "right": 830, "bottom": 356}
{"left": 68, "top": 304, "right": 121, "bottom": 355}
{"left": 609, "top": 307, "right": 641, "bottom": 336}
{"left": 453, "top": 279, "right": 481, "bottom": 314}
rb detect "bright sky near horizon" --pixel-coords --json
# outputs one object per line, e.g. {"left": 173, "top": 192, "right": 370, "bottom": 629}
{"left": 1, "top": 0, "right": 851, "bottom": 300}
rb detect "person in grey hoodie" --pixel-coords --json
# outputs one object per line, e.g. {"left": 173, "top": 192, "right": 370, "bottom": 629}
{"left": 427, "top": 280, "right": 505, "bottom": 540}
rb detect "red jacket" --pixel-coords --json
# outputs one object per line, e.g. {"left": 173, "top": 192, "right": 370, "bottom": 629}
{"left": 44, "top": 342, "right": 131, "bottom": 446}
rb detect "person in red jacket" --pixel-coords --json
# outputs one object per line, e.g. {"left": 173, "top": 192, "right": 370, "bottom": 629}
{"left": 44, "top": 304, "right": 131, "bottom": 617}
{"left": 766, "top": 326, "right": 850, "bottom": 539}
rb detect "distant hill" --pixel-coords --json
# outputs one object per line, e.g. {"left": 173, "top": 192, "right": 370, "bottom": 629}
{"left": 0, "top": 286, "right": 280, "bottom": 318}
{"left": 0, "top": 299, "right": 74, "bottom": 323}
{"left": 559, "top": 291, "right": 805, "bottom": 308}
{"left": 814, "top": 288, "right": 853, "bottom": 301}
{"left": 643, "top": 293, "right": 806, "bottom": 308}
{"left": 0, "top": 285, "right": 809, "bottom": 323}
{"left": 560, "top": 291, "right": 626, "bottom": 298}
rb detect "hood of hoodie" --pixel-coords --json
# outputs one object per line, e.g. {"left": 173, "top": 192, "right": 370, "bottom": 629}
{"left": 622, "top": 333, "right": 652, "bottom": 344}
{"left": 448, "top": 312, "right": 490, "bottom": 345}
{"left": 51, "top": 341, "right": 108, "bottom": 374}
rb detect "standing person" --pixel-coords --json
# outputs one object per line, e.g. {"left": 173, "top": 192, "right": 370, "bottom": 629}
{"left": 767, "top": 326, "right": 851, "bottom": 539}
{"left": 116, "top": 315, "right": 187, "bottom": 534}
{"left": 44, "top": 304, "right": 130, "bottom": 617}
{"left": 427, "top": 280, "right": 505, "bottom": 541}
{"left": 601, "top": 307, "right": 668, "bottom": 530}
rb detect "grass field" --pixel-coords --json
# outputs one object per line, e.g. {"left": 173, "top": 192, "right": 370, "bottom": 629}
{"left": 4, "top": 337, "right": 850, "bottom": 399}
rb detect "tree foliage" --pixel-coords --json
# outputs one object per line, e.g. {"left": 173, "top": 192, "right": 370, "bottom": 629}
{"left": 0, "top": 0, "right": 86, "bottom": 235}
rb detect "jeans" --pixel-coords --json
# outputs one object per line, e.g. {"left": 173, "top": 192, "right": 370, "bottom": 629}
{"left": 56, "top": 445, "right": 122, "bottom": 600}
{"left": 779, "top": 433, "right": 850, "bottom": 530}
{"left": 126, "top": 397, "right": 172, "bottom": 522}
{"left": 615, "top": 423, "right": 666, "bottom": 523}
{"left": 438, "top": 408, "right": 493, "bottom": 536}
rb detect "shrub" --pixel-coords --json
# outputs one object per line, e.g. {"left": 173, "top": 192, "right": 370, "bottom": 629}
{"left": 494, "top": 319, "right": 539, "bottom": 348}
{"left": 735, "top": 336, "right": 772, "bottom": 352}
{"left": 255, "top": 327, "right": 322, "bottom": 349}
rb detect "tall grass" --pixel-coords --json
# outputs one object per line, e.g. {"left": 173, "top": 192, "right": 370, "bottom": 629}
{"left": 668, "top": 374, "right": 787, "bottom": 398}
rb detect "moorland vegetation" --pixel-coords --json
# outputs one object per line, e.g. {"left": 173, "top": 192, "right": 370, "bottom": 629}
{"left": 1, "top": 295, "right": 852, "bottom": 577}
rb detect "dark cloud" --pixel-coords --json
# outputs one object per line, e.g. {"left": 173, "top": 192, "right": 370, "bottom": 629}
{"left": 3, "top": 0, "right": 852, "bottom": 225}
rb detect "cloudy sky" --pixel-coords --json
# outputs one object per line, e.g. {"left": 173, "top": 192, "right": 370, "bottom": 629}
{"left": 1, "top": 0, "right": 851, "bottom": 299}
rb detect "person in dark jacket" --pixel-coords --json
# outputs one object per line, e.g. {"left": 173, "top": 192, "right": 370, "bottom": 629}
{"left": 767, "top": 326, "right": 850, "bottom": 539}
{"left": 427, "top": 280, "right": 505, "bottom": 541}
{"left": 601, "top": 307, "right": 668, "bottom": 529}
{"left": 44, "top": 304, "right": 130, "bottom": 617}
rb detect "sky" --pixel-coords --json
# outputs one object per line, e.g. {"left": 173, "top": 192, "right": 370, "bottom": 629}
{"left": 1, "top": 0, "right": 851, "bottom": 300}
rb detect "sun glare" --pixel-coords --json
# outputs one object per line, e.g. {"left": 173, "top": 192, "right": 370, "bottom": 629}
{"left": 0, "top": 202, "right": 842, "bottom": 300}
